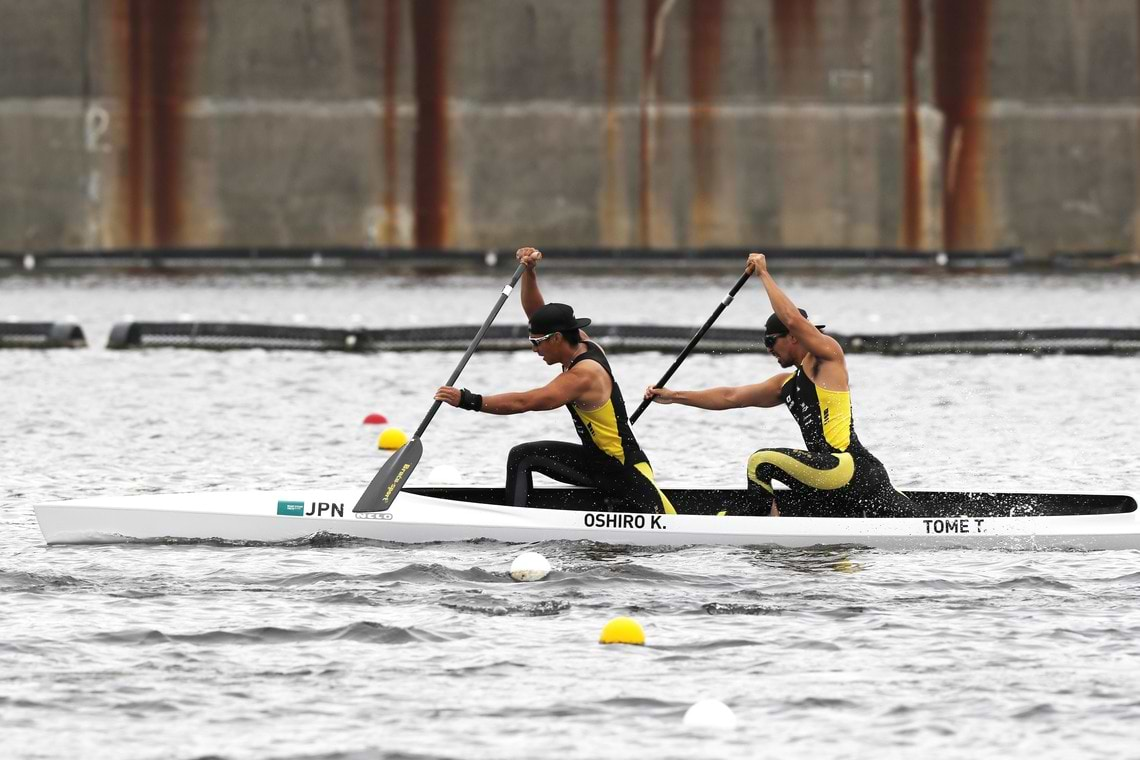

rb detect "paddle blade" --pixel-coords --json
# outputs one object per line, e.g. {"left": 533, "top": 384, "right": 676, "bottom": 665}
{"left": 353, "top": 437, "right": 423, "bottom": 512}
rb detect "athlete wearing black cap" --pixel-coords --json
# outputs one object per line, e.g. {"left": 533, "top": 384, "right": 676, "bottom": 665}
{"left": 435, "top": 247, "right": 675, "bottom": 515}
{"left": 644, "top": 252, "right": 911, "bottom": 518}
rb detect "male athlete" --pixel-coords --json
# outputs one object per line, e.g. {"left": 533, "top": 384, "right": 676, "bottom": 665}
{"left": 436, "top": 247, "right": 675, "bottom": 515}
{"left": 644, "top": 252, "right": 911, "bottom": 517}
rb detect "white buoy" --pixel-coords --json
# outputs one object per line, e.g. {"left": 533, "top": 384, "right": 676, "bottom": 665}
{"left": 426, "top": 464, "right": 462, "bottom": 484}
{"left": 510, "top": 551, "right": 551, "bottom": 582}
{"left": 683, "top": 699, "right": 737, "bottom": 730}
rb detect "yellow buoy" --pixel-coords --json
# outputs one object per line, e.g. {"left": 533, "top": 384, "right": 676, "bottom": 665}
{"left": 599, "top": 616, "right": 645, "bottom": 646}
{"left": 377, "top": 427, "right": 409, "bottom": 450}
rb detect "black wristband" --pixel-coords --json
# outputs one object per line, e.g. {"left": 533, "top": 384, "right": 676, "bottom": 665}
{"left": 458, "top": 388, "right": 483, "bottom": 412}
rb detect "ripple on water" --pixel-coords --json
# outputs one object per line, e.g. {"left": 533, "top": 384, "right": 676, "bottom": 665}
{"left": 243, "top": 563, "right": 512, "bottom": 588}
{"left": 86, "top": 621, "right": 460, "bottom": 646}
{"left": 439, "top": 596, "right": 571, "bottom": 617}
{"left": 702, "top": 602, "right": 782, "bottom": 615}
{"left": 0, "top": 570, "right": 87, "bottom": 592}
{"left": 315, "top": 592, "right": 381, "bottom": 606}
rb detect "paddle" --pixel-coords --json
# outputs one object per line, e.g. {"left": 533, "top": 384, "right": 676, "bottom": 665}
{"left": 353, "top": 263, "right": 528, "bottom": 513}
{"left": 629, "top": 269, "right": 751, "bottom": 425}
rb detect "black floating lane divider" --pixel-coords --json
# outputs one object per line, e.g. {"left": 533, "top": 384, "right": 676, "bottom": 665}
{"left": 842, "top": 328, "right": 1140, "bottom": 356}
{"left": 104, "top": 322, "right": 1140, "bottom": 356}
{"left": 1, "top": 247, "right": 1033, "bottom": 274}
{"left": 1049, "top": 250, "right": 1140, "bottom": 271}
{"left": 0, "top": 322, "right": 86, "bottom": 349}
{"left": 107, "top": 322, "right": 372, "bottom": 352}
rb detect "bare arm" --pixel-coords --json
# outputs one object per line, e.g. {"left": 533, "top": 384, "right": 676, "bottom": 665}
{"left": 516, "top": 247, "right": 545, "bottom": 319}
{"left": 515, "top": 246, "right": 592, "bottom": 342}
{"left": 645, "top": 372, "right": 792, "bottom": 410}
{"left": 436, "top": 367, "right": 593, "bottom": 415}
{"left": 748, "top": 252, "right": 844, "bottom": 363}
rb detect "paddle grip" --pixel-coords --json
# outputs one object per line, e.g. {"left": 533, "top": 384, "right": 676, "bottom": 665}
{"left": 413, "top": 263, "right": 528, "bottom": 438}
{"left": 630, "top": 270, "right": 751, "bottom": 425}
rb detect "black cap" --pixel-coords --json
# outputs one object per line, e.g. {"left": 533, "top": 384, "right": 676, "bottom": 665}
{"left": 765, "top": 308, "right": 825, "bottom": 336}
{"left": 529, "top": 303, "right": 591, "bottom": 334}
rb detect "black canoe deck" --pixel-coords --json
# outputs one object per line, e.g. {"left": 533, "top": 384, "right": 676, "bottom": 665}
{"left": 402, "top": 487, "right": 1138, "bottom": 518}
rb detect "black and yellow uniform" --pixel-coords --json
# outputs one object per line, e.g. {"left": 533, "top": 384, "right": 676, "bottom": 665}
{"left": 746, "top": 368, "right": 911, "bottom": 517}
{"left": 506, "top": 342, "right": 675, "bottom": 514}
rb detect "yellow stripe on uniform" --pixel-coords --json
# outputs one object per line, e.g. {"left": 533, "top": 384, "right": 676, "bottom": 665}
{"left": 746, "top": 450, "right": 855, "bottom": 494}
{"left": 633, "top": 462, "right": 677, "bottom": 515}
{"left": 573, "top": 399, "right": 626, "bottom": 464}
{"left": 815, "top": 385, "right": 853, "bottom": 451}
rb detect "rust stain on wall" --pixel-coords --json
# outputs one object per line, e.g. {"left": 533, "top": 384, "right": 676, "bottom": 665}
{"left": 600, "top": 0, "right": 624, "bottom": 244}
{"left": 902, "top": 0, "right": 924, "bottom": 248}
{"left": 771, "top": 0, "right": 819, "bottom": 95}
{"left": 412, "top": 0, "right": 451, "bottom": 249}
{"left": 604, "top": 0, "right": 620, "bottom": 121}
{"left": 638, "top": 0, "right": 665, "bottom": 246}
{"left": 1135, "top": 0, "right": 1140, "bottom": 253}
{"left": 382, "top": 0, "right": 401, "bottom": 244}
{"left": 689, "top": 0, "right": 723, "bottom": 244}
{"left": 932, "top": 0, "right": 991, "bottom": 249}
{"left": 770, "top": 0, "right": 825, "bottom": 244}
{"left": 117, "top": 0, "right": 197, "bottom": 246}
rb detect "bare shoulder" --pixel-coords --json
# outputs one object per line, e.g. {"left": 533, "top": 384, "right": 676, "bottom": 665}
{"left": 567, "top": 354, "right": 610, "bottom": 406}
{"left": 568, "top": 355, "right": 608, "bottom": 381}
{"left": 807, "top": 350, "right": 849, "bottom": 391}
{"left": 798, "top": 328, "right": 844, "bottom": 362}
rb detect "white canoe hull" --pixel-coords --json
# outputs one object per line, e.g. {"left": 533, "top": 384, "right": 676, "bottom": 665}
{"left": 32, "top": 487, "right": 1140, "bottom": 550}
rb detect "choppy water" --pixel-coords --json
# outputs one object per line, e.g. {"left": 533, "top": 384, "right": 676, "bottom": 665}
{"left": 3, "top": 272, "right": 1140, "bottom": 759}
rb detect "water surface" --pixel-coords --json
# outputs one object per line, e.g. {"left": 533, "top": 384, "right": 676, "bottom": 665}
{"left": 2, "top": 272, "right": 1139, "bottom": 759}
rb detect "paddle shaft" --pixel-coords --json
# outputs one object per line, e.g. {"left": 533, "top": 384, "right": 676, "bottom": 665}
{"left": 629, "top": 270, "right": 751, "bottom": 425}
{"left": 354, "top": 263, "right": 528, "bottom": 513}
{"left": 412, "top": 263, "right": 527, "bottom": 439}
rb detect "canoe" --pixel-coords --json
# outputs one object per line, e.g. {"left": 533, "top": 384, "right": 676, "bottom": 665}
{"left": 32, "top": 486, "right": 1140, "bottom": 550}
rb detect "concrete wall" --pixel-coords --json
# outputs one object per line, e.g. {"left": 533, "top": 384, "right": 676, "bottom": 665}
{"left": 0, "top": 0, "right": 1137, "bottom": 257}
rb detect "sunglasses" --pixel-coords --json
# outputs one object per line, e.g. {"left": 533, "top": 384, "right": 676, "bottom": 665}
{"left": 528, "top": 332, "right": 559, "bottom": 347}
{"left": 763, "top": 333, "right": 786, "bottom": 349}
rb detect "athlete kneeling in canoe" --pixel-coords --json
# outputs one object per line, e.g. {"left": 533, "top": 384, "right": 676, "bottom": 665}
{"left": 436, "top": 247, "right": 675, "bottom": 515}
{"left": 644, "top": 252, "right": 911, "bottom": 518}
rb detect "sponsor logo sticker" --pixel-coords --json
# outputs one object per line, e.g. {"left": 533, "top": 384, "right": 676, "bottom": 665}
{"left": 277, "top": 500, "right": 305, "bottom": 517}
{"left": 277, "top": 500, "right": 345, "bottom": 518}
{"left": 382, "top": 463, "right": 412, "bottom": 504}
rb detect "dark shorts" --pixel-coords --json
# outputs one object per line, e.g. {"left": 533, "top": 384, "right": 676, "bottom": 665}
{"left": 746, "top": 446, "right": 913, "bottom": 518}
{"left": 506, "top": 440, "right": 674, "bottom": 514}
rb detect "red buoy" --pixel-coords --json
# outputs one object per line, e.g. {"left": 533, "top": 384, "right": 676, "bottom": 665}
{"left": 362, "top": 413, "right": 388, "bottom": 425}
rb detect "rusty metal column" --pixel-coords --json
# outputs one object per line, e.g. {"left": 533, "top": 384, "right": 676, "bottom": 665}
{"left": 933, "top": 0, "right": 992, "bottom": 250}
{"left": 411, "top": 0, "right": 451, "bottom": 249}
